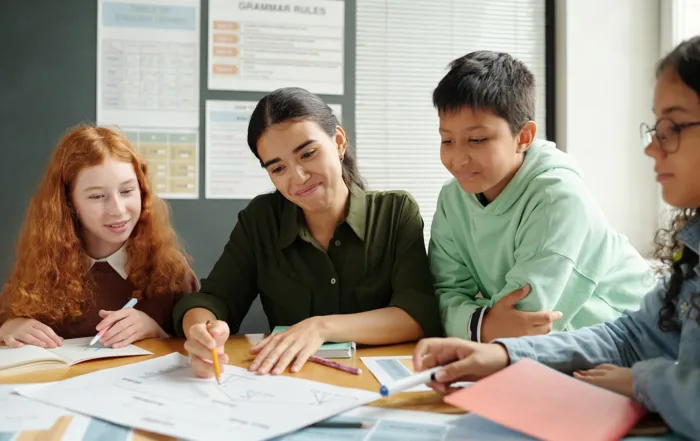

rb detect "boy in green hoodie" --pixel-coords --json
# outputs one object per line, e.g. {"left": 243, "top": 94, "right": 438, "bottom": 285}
{"left": 430, "top": 51, "right": 654, "bottom": 342}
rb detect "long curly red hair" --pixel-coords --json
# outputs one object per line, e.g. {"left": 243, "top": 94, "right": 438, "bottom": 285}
{"left": 0, "top": 124, "right": 193, "bottom": 325}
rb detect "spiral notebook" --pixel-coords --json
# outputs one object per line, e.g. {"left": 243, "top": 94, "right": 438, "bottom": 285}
{"left": 271, "top": 326, "right": 356, "bottom": 358}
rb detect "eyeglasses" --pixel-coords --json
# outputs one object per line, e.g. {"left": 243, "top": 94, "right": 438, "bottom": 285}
{"left": 640, "top": 118, "right": 700, "bottom": 153}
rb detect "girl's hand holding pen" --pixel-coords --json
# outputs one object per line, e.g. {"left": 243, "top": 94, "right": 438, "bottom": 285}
{"left": 184, "top": 320, "right": 230, "bottom": 379}
{"left": 412, "top": 337, "right": 510, "bottom": 394}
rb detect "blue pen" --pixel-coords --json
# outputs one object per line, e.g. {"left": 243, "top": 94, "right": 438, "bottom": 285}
{"left": 89, "top": 298, "right": 138, "bottom": 346}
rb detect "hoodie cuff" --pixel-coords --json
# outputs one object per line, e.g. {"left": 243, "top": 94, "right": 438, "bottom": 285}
{"left": 468, "top": 307, "right": 490, "bottom": 342}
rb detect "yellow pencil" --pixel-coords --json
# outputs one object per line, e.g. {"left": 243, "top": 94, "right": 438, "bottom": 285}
{"left": 206, "top": 321, "right": 221, "bottom": 385}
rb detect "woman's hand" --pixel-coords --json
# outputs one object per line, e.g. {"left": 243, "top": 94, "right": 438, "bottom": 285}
{"left": 573, "top": 364, "right": 635, "bottom": 398}
{"left": 184, "top": 320, "right": 230, "bottom": 378}
{"left": 249, "top": 317, "right": 328, "bottom": 375}
{"left": 413, "top": 337, "right": 510, "bottom": 394}
{"left": 0, "top": 318, "right": 63, "bottom": 348}
{"left": 96, "top": 308, "right": 167, "bottom": 348}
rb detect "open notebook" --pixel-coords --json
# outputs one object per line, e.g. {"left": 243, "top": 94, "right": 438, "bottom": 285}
{"left": 272, "top": 326, "right": 356, "bottom": 358}
{"left": 0, "top": 337, "right": 153, "bottom": 376}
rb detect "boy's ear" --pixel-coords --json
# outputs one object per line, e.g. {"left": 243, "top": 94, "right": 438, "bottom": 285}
{"left": 517, "top": 121, "right": 537, "bottom": 153}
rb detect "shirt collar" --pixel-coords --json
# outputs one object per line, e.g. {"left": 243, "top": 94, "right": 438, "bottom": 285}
{"left": 278, "top": 183, "right": 367, "bottom": 249}
{"left": 86, "top": 243, "right": 128, "bottom": 279}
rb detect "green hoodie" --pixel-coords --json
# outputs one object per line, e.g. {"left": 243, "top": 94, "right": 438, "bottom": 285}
{"left": 429, "top": 140, "right": 655, "bottom": 340}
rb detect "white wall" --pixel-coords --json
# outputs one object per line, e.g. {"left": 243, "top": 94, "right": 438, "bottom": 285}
{"left": 556, "top": 0, "right": 660, "bottom": 256}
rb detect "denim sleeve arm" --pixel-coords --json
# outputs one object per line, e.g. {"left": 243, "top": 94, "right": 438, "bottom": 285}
{"left": 632, "top": 359, "right": 700, "bottom": 440}
{"left": 495, "top": 282, "right": 677, "bottom": 373}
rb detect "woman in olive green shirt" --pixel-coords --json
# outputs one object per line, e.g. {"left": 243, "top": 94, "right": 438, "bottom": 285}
{"left": 177, "top": 87, "right": 442, "bottom": 377}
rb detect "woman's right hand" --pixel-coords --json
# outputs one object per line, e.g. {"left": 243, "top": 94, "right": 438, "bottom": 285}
{"left": 183, "top": 320, "right": 230, "bottom": 378}
{"left": 0, "top": 318, "right": 63, "bottom": 348}
{"left": 412, "top": 337, "right": 510, "bottom": 394}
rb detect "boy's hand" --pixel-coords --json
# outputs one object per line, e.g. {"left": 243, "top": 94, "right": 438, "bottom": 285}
{"left": 480, "top": 285, "right": 563, "bottom": 342}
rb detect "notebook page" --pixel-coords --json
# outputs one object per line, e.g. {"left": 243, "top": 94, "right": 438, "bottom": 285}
{"left": 47, "top": 337, "right": 152, "bottom": 365}
{"left": 0, "top": 345, "right": 62, "bottom": 372}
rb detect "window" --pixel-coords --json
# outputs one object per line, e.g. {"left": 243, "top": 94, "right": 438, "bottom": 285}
{"left": 678, "top": 0, "right": 700, "bottom": 39}
{"left": 355, "top": 0, "right": 548, "bottom": 245}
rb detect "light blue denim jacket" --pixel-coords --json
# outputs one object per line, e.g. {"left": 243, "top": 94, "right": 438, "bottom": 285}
{"left": 498, "top": 215, "right": 700, "bottom": 440}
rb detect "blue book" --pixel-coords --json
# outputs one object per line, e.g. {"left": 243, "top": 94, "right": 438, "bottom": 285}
{"left": 271, "top": 326, "right": 356, "bottom": 358}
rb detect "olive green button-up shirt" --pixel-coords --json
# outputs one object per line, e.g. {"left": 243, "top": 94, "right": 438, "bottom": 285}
{"left": 173, "top": 184, "right": 443, "bottom": 338}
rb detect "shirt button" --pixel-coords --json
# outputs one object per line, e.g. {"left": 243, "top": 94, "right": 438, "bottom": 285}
{"left": 334, "top": 240, "right": 341, "bottom": 246}
{"left": 330, "top": 278, "right": 337, "bottom": 285}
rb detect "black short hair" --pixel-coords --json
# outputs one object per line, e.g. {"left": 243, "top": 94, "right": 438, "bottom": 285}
{"left": 433, "top": 51, "right": 535, "bottom": 133}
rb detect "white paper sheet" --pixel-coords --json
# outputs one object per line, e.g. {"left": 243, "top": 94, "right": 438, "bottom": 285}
{"left": 273, "top": 406, "right": 536, "bottom": 441}
{"left": 0, "top": 384, "right": 68, "bottom": 432}
{"left": 207, "top": 0, "right": 345, "bottom": 94}
{"left": 361, "top": 356, "right": 432, "bottom": 393}
{"left": 361, "top": 356, "right": 472, "bottom": 394}
{"left": 97, "top": 0, "right": 201, "bottom": 199}
{"left": 16, "top": 353, "right": 379, "bottom": 441}
{"left": 0, "top": 385, "right": 143, "bottom": 441}
{"left": 205, "top": 100, "right": 342, "bottom": 199}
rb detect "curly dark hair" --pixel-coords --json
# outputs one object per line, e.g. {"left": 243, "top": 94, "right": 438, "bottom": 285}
{"left": 654, "top": 210, "right": 699, "bottom": 331}
{"left": 653, "top": 35, "right": 700, "bottom": 331}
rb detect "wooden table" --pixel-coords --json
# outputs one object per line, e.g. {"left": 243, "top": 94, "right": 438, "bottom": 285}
{"left": 0, "top": 335, "right": 461, "bottom": 440}
{"left": 1, "top": 335, "right": 456, "bottom": 412}
{"left": 1, "top": 335, "right": 675, "bottom": 440}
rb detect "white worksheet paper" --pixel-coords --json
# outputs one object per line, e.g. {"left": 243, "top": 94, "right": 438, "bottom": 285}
{"left": 0, "top": 385, "right": 146, "bottom": 441}
{"left": 205, "top": 100, "right": 342, "bottom": 199}
{"left": 207, "top": 0, "right": 345, "bottom": 94}
{"left": 97, "top": 0, "right": 201, "bottom": 199}
{"left": 16, "top": 353, "right": 380, "bottom": 441}
{"left": 361, "top": 356, "right": 473, "bottom": 393}
{"left": 97, "top": 0, "right": 200, "bottom": 128}
{"left": 0, "top": 384, "right": 68, "bottom": 432}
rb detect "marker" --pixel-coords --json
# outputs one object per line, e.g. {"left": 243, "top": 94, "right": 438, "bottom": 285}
{"left": 379, "top": 367, "right": 441, "bottom": 396}
{"left": 307, "top": 355, "right": 362, "bottom": 375}
{"left": 89, "top": 298, "right": 138, "bottom": 346}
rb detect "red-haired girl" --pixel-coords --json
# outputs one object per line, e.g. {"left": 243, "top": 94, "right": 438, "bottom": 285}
{"left": 0, "top": 125, "right": 198, "bottom": 348}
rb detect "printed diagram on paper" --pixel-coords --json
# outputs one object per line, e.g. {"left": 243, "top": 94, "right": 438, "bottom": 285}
{"left": 17, "top": 353, "right": 379, "bottom": 441}
{"left": 115, "top": 363, "right": 362, "bottom": 408}
{"left": 97, "top": 0, "right": 201, "bottom": 199}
